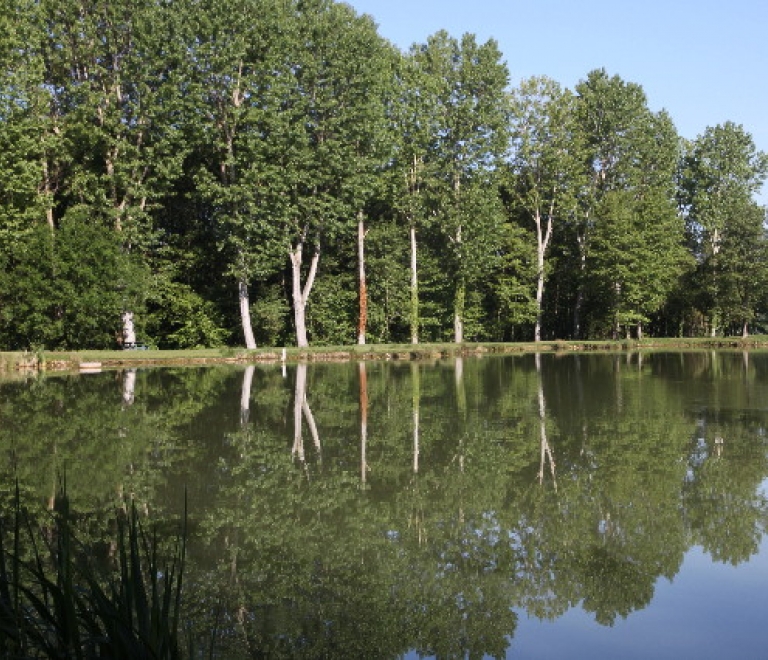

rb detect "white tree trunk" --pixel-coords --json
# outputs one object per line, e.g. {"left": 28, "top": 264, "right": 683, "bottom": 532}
{"left": 290, "top": 242, "right": 320, "bottom": 348}
{"left": 410, "top": 224, "right": 419, "bottom": 344}
{"left": 535, "top": 207, "right": 554, "bottom": 343}
{"left": 239, "top": 279, "right": 257, "bottom": 350}
{"left": 453, "top": 224, "right": 463, "bottom": 344}
{"left": 454, "top": 312, "right": 463, "bottom": 344}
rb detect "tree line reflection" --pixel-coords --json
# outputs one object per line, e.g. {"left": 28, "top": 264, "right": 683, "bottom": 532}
{"left": 2, "top": 352, "right": 768, "bottom": 657}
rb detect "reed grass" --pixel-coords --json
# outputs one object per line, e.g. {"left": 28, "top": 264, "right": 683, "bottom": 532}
{"left": 0, "top": 482, "right": 198, "bottom": 659}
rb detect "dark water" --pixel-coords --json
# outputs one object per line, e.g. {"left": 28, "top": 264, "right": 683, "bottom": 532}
{"left": 2, "top": 351, "right": 768, "bottom": 658}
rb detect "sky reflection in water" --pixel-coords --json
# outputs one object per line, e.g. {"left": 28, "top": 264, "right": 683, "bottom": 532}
{"left": 509, "top": 538, "right": 768, "bottom": 660}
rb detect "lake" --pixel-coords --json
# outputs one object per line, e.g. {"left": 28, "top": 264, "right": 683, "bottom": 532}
{"left": 2, "top": 351, "right": 767, "bottom": 658}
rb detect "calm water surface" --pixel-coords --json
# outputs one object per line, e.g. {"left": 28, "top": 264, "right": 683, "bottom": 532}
{"left": 2, "top": 351, "right": 768, "bottom": 658}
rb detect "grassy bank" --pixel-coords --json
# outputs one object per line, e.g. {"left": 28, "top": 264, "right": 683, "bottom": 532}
{"left": 3, "top": 336, "right": 768, "bottom": 374}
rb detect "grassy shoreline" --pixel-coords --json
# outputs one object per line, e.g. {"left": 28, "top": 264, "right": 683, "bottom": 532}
{"left": 4, "top": 336, "right": 768, "bottom": 374}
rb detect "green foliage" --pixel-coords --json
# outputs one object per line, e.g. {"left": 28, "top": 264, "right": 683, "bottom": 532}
{"left": 249, "top": 283, "right": 292, "bottom": 347}
{"left": 307, "top": 270, "right": 357, "bottom": 346}
{"left": 678, "top": 122, "right": 768, "bottom": 335}
{"left": 0, "top": 3, "right": 766, "bottom": 349}
{"left": 0, "top": 221, "right": 145, "bottom": 350}
{"left": 145, "top": 278, "right": 229, "bottom": 349}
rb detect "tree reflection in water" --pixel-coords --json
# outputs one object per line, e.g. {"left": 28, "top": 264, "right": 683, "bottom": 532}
{"left": 2, "top": 352, "right": 768, "bottom": 657}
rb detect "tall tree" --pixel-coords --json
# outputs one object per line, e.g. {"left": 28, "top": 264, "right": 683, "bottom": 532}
{"left": 715, "top": 201, "right": 768, "bottom": 336}
{"left": 507, "top": 76, "right": 585, "bottom": 341}
{"left": 411, "top": 31, "right": 510, "bottom": 343}
{"left": 278, "top": 0, "right": 393, "bottom": 347}
{"left": 678, "top": 122, "right": 768, "bottom": 336}
{"left": 573, "top": 69, "right": 686, "bottom": 339}
{"left": 39, "top": 0, "right": 191, "bottom": 344}
{"left": 0, "top": 0, "right": 64, "bottom": 243}
{"left": 386, "top": 50, "right": 442, "bottom": 344}
{"left": 190, "top": 0, "right": 291, "bottom": 349}
{"left": 587, "top": 187, "right": 688, "bottom": 338}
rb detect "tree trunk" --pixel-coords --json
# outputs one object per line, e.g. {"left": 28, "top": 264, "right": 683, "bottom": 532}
{"left": 357, "top": 211, "right": 367, "bottom": 345}
{"left": 42, "top": 159, "right": 56, "bottom": 230}
{"left": 742, "top": 319, "right": 749, "bottom": 338}
{"left": 410, "top": 224, "right": 419, "bottom": 344}
{"left": 534, "top": 208, "right": 553, "bottom": 343}
{"left": 454, "top": 279, "right": 465, "bottom": 344}
{"left": 573, "top": 232, "right": 587, "bottom": 339}
{"left": 239, "top": 279, "right": 257, "bottom": 350}
{"left": 454, "top": 223, "right": 464, "bottom": 344}
{"left": 290, "top": 241, "right": 320, "bottom": 348}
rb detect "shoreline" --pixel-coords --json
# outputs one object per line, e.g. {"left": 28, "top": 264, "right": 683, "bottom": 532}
{"left": 3, "top": 337, "right": 768, "bottom": 375}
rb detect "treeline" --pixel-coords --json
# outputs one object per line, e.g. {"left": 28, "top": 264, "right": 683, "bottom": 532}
{"left": 1, "top": 0, "right": 767, "bottom": 350}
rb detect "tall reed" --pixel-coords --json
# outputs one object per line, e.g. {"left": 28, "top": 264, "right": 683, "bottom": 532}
{"left": 0, "top": 482, "right": 196, "bottom": 659}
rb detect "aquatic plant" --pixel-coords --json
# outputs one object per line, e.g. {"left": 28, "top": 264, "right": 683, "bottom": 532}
{"left": 0, "top": 482, "right": 194, "bottom": 659}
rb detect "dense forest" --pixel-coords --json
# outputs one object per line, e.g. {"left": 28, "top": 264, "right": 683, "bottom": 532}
{"left": 1, "top": 0, "right": 767, "bottom": 350}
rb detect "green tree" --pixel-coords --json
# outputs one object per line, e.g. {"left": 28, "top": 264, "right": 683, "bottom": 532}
{"left": 17, "top": 0, "right": 193, "bottom": 346}
{"left": 0, "top": 0, "right": 62, "bottom": 244}
{"left": 190, "top": 0, "right": 292, "bottom": 349}
{"left": 507, "top": 76, "right": 585, "bottom": 341}
{"left": 385, "top": 50, "right": 443, "bottom": 344}
{"left": 679, "top": 122, "right": 768, "bottom": 336}
{"left": 410, "top": 31, "right": 510, "bottom": 343}
{"left": 0, "top": 219, "right": 142, "bottom": 349}
{"left": 587, "top": 187, "right": 689, "bottom": 339}
{"left": 573, "top": 70, "right": 686, "bottom": 339}
{"left": 713, "top": 201, "right": 768, "bottom": 336}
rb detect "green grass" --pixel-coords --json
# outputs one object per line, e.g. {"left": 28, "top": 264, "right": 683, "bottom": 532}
{"left": 4, "top": 335, "right": 768, "bottom": 374}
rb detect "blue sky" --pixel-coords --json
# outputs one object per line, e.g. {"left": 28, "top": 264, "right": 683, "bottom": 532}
{"left": 346, "top": 0, "right": 768, "bottom": 199}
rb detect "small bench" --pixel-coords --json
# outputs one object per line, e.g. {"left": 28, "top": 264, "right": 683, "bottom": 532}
{"left": 123, "top": 342, "right": 149, "bottom": 351}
